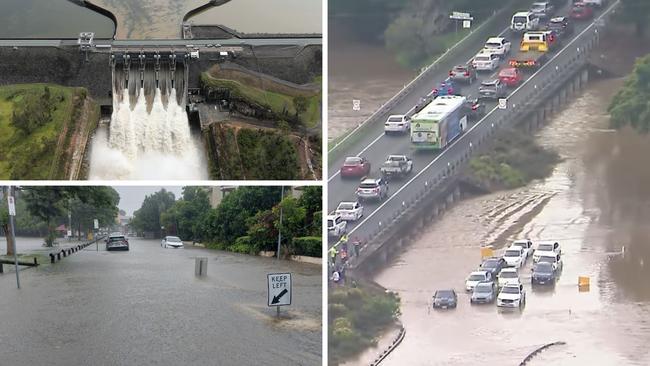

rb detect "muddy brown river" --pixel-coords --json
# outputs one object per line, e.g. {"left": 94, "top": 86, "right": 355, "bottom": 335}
{"left": 345, "top": 78, "right": 650, "bottom": 365}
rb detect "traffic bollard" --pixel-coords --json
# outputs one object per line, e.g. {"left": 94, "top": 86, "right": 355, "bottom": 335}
{"left": 195, "top": 257, "right": 208, "bottom": 276}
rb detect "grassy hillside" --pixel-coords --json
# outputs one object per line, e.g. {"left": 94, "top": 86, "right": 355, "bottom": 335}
{"left": 201, "top": 71, "right": 321, "bottom": 129}
{"left": 0, "top": 84, "right": 97, "bottom": 179}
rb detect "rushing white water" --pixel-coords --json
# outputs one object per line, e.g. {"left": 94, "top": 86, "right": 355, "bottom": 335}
{"left": 89, "top": 87, "right": 207, "bottom": 180}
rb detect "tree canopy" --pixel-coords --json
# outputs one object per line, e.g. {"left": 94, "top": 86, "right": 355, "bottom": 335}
{"left": 609, "top": 54, "right": 650, "bottom": 133}
{"left": 130, "top": 189, "right": 176, "bottom": 237}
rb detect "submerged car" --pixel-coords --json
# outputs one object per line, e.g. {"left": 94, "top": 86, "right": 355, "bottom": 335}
{"left": 480, "top": 257, "right": 507, "bottom": 278}
{"left": 497, "top": 267, "right": 521, "bottom": 288}
{"left": 432, "top": 289, "right": 458, "bottom": 309}
{"left": 503, "top": 246, "right": 526, "bottom": 268}
{"left": 106, "top": 234, "right": 129, "bottom": 251}
{"left": 471, "top": 281, "right": 497, "bottom": 304}
{"left": 161, "top": 236, "right": 184, "bottom": 248}
{"left": 466, "top": 270, "right": 492, "bottom": 292}
{"left": 531, "top": 261, "right": 557, "bottom": 285}
{"left": 497, "top": 283, "right": 526, "bottom": 308}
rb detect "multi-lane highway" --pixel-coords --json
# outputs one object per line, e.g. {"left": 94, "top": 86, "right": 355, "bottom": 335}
{"left": 328, "top": 1, "right": 617, "bottom": 247}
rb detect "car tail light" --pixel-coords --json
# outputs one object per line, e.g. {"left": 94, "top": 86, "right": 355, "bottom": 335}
{"left": 449, "top": 71, "right": 453, "bottom": 76}
{"left": 472, "top": 104, "right": 478, "bottom": 110}
{"left": 464, "top": 71, "right": 470, "bottom": 76}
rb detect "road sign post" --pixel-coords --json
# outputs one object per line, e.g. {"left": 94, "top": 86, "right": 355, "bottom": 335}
{"left": 352, "top": 99, "right": 360, "bottom": 111}
{"left": 267, "top": 273, "right": 292, "bottom": 317}
{"left": 7, "top": 187, "right": 20, "bottom": 289}
{"left": 94, "top": 219, "right": 99, "bottom": 251}
{"left": 449, "top": 11, "right": 473, "bottom": 33}
{"left": 498, "top": 98, "right": 507, "bottom": 109}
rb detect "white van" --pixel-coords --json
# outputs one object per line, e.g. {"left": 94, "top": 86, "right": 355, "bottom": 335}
{"left": 327, "top": 214, "right": 347, "bottom": 237}
{"left": 511, "top": 11, "right": 539, "bottom": 32}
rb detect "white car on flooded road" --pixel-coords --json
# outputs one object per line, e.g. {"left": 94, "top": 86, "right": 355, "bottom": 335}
{"left": 503, "top": 246, "right": 526, "bottom": 268}
{"left": 497, "top": 283, "right": 526, "bottom": 308}
{"left": 465, "top": 270, "right": 492, "bottom": 292}
{"left": 497, "top": 267, "right": 521, "bottom": 288}
{"left": 335, "top": 201, "right": 363, "bottom": 221}
{"left": 533, "top": 241, "right": 561, "bottom": 263}
{"left": 161, "top": 236, "right": 184, "bottom": 249}
{"left": 327, "top": 214, "right": 347, "bottom": 237}
{"left": 511, "top": 239, "right": 533, "bottom": 260}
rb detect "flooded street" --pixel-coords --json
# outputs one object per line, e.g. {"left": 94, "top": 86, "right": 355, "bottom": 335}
{"left": 328, "top": 19, "right": 413, "bottom": 140}
{"left": 0, "top": 238, "right": 321, "bottom": 365}
{"left": 360, "top": 78, "right": 650, "bottom": 365}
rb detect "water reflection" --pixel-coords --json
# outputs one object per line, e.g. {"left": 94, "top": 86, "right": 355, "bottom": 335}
{"left": 0, "top": 0, "right": 114, "bottom": 38}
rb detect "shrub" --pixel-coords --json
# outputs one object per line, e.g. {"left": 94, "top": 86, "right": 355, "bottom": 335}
{"left": 292, "top": 236, "right": 322, "bottom": 257}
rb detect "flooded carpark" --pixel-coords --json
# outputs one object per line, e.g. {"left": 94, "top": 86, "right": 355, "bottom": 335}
{"left": 0, "top": 238, "right": 321, "bottom": 365}
{"left": 350, "top": 78, "right": 650, "bottom": 365}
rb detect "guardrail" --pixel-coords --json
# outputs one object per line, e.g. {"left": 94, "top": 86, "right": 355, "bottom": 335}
{"left": 49, "top": 237, "right": 105, "bottom": 263}
{"left": 369, "top": 325, "right": 406, "bottom": 366}
{"left": 328, "top": 0, "right": 530, "bottom": 160}
{"left": 348, "top": 1, "right": 620, "bottom": 259}
{"left": 519, "top": 341, "right": 566, "bottom": 365}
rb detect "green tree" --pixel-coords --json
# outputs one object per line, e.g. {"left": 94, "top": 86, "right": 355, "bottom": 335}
{"left": 11, "top": 87, "right": 54, "bottom": 134}
{"left": 298, "top": 186, "right": 322, "bottom": 236}
{"left": 131, "top": 189, "right": 176, "bottom": 238}
{"left": 609, "top": 54, "right": 650, "bottom": 133}
{"left": 293, "top": 96, "right": 309, "bottom": 116}
{"left": 160, "top": 186, "right": 212, "bottom": 241}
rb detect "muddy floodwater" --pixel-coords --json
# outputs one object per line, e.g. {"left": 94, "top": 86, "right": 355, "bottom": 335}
{"left": 328, "top": 19, "right": 413, "bottom": 140}
{"left": 349, "top": 78, "right": 650, "bottom": 365}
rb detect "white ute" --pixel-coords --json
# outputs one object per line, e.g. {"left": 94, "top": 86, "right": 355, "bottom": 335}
{"left": 511, "top": 239, "right": 533, "bottom": 260}
{"left": 483, "top": 37, "right": 511, "bottom": 59}
{"left": 465, "top": 270, "right": 492, "bottom": 292}
{"left": 533, "top": 241, "right": 561, "bottom": 263}
{"left": 384, "top": 115, "right": 411, "bottom": 134}
{"left": 497, "top": 283, "right": 526, "bottom": 308}
{"left": 503, "top": 246, "right": 526, "bottom": 268}
{"left": 327, "top": 214, "right": 347, "bottom": 237}
{"left": 335, "top": 201, "right": 363, "bottom": 221}
{"left": 497, "top": 267, "right": 520, "bottom": 288}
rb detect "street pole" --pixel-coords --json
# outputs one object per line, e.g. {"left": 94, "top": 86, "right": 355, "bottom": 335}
{"left": 8, "top": 186, "right": 20, "bottom": 289}
{"left": 276, "top": 186, "right": 284, "bottom": 260}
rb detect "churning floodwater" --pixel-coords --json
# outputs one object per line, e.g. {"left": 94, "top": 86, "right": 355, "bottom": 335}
{"left": 89, "top": 64, "right": 207, "bottom": 180}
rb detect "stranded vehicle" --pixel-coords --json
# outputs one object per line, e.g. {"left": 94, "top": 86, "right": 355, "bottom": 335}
{"left": 335, "top": 201, "right": 364, "bottom": 221}
{"left": 106, "top": 234, "right": 129, "bottom": 251}
{"left": 432, "top": 289, "right": 458, "bottom": 309}
{"left": 511, "top": 11, "right": 540, "bottom": 32}
{"left": 327, "top": 214, "right": 347, "bottom": 237}
{"left": 497, "top": 283, "right": 526, "bottom": 309}
{"left": 356, "top": 178, "right": 389, "bottom": 201}
{"left": 478, "top": 79, "right": 507, "bottom": 100}
{"left": 509, "top": 31, "right": 558, "bottom": 70}
{"left": 472, "top": 49, "right": 501, "bottom": 72}
{"left": 380, "top": 155, "right": 413, "bottom": 179}
{"left": 340, "top": 156, "right": 371, "bottom": 178}
{"left": 161, "top": 236, "right": 183, "bottom": 248}
{"left": 449, "top": 64, "right": 477, "bottom": 84}
{"left": 384, "top": 114, "right": 411, "bottom": 134}
{"left": 498, "top": 67, "right": 523, "bottom": 87}
{"left": 483, "top": 37, "right": 512, "bottom": 59}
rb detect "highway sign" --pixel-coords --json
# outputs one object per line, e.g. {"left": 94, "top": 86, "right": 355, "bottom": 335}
{"left": 7, "top": 196, "right": 16, "bottom": 216}
{"left": 450, "top": 11, "right": 473, "bottom": 21}
{"left": 498, "top": 98, "right": 507, "bottom": 109}
{"left": 353, "top": 99, "right": 361, "bottom": 111}
{"left": 93, "top": 219, "right": 99, "bottom": 229}
{"left": 267, "top": 273, "right": 292, "bottom": 307}
{"left": 463, "top": 20, "right": 471, "bottom": 29}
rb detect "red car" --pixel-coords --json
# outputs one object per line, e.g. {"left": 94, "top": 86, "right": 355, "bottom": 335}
{"left": 570, "top": 3, "right": 594, "bottom": 20}
{"left": 340, "top": 156, "right": 371, "bottom": 178}
{"left": 498, "top": 67, "right": 523, "bottom": 87}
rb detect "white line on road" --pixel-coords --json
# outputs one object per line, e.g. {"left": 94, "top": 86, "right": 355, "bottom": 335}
{"left": 345, "top": 4, "right": 616, "bottom": 237}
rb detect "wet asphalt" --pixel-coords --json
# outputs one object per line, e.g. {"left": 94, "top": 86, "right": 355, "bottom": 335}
{"left": 0, "top": 238, "right": 322, "bottom": 365}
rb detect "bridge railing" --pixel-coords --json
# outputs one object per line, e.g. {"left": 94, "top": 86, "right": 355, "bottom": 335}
{"left": 328, "top": 0, "right": 530, "bottom": 161}
{"left": 350, "top": 1, "right": 620, "bottom": 260}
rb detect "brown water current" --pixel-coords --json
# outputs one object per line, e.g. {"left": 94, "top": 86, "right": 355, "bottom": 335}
{"left": 357, "top": 78, "right": 650, "bottom": 365}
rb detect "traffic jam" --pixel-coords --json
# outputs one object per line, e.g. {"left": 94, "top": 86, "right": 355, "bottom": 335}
{"left": 328, "top": 0, "right": 607, "bottom": 278}
{"left": 432, "top": 239, "right": 564, "bottom": 310}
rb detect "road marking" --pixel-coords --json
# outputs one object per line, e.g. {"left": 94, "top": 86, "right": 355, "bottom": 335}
{"left": 346, "top": 4, "right": 616, "bottom": 237}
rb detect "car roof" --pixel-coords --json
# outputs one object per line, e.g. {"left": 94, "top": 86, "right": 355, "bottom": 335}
{"left": 537, "top": 240, "right": 559, "bottom": 245}
{"left": 360, "top": 178, "right": 380, "bottom": 184}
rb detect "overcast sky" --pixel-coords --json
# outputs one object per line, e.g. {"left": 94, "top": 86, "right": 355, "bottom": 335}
{"left": 113, "top": 186, "right": 185, "bottom": 216}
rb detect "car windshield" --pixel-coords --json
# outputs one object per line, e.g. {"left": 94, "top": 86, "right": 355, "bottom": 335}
{"left": 435, "top": 290, "right": 453, "bottom": 298}
{"left": 481, "top": 81, "right": 497, "bottom": 87}
{"left": 469, "top": 274, "right": 485, "bottom": 281}
{"left": 539, "top": 256, "right": 556, "bottom": 263}
{"left": 500, "top": 271, "right": 517, "bottom": 278}
{"left": 482, "top": 260, "right": 498, "bottom": 269}
{"left": 166, "top": 236, "right": 181, "bottom": 242}
{"left": 505, "top": 250, "right": 521, "bottom": 257}
{"left": 359, "top": 182, "right": 379, "bottom": 189}
{"left": 502, "top": 286, "right": 520, "bottom": 294}
{"left": 327, "top": 220, "right": 334, "bottom": 228}
{"left": 538, "top": 244, "right": 554, "bottom": 251}
{"left": 485, "top": 42, "right": 501, "bottom": 48}
{"left": 475, "top": 284, "right": 492, "bottom": 293}
{"left": 109, "top": 236, "right": 125, "bottom": 242}
{"left": 338, "top": 203, "right": 355, "bottom": 210}
{"left": 513, "top": 16, "right": 528, "bottom": 23}
{"left": 344, "top": 157, "right": 361, "bottom": 165}
{"left": 535, "top": 263, "right": 554, "bottom": 273}
{"left": 387, "top": 116, "right": 403, "bottom": 123}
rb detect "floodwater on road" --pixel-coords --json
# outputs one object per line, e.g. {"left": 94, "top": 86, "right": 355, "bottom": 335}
{"left": 0, "top": 238, "right": 322, "bottom": 365}
{"left": 356, "top": 78, "right": 650, "bottom": 365}
{"left": 328, "top": 18, "right": 413, "bottom": 141}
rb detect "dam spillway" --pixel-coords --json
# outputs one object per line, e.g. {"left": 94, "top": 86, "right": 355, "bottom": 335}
{"left": 88, "top": 51, "right": 207, "bottom": 180}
